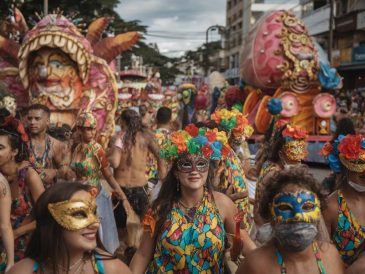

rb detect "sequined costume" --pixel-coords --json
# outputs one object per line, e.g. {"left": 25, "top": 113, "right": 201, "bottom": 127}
{"left": 0, "top": 167, "right": 33, "bottom": 272}
{"left": 70, "top": 141, "right": 119, "bottom": 254}
{"left": 146, "top": 191, "right": 225, "bottom": 273}
{"left": 220, "top": 149, "right": 251, "bottom": 230}
{"left": 332, "top": 190, "right": 365, "bottom": 266}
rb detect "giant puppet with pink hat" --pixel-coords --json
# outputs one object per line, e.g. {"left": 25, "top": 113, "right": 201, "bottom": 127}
{"left": 0, "top": 9, "right": 139, "bottom": 146}
{"left": 240, "top": 10, "right": 341, "bottom": 136}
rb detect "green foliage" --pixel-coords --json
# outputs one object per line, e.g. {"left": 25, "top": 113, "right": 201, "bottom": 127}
{"left": 0, "top": 0, "right": 180, "bottom": 85}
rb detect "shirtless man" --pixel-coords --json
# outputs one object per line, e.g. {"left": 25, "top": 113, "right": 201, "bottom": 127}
{"left": 26, "top": 104, "right": 71, "bottom": 186}
{"left": 109, "top": 109, "right": 166, "bottom": 229}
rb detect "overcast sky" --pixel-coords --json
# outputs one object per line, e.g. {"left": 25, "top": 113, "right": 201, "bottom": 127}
{"left": 116, "top": 0, "right": 226, "bottom": 57}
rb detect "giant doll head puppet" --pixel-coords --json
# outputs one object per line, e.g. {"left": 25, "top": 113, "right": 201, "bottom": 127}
{"left": 240, "top": 10, "right": 338, "bottom": 134}
{"left": 0, "top": 10, "right": 139, "bottom": 146}
{"left": 177, "top": 83, "right": 197, "bottom": 128}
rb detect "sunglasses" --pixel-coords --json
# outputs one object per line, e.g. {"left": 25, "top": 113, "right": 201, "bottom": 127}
{"left": 177, "top": 157, "right": 209, "bottom": 173}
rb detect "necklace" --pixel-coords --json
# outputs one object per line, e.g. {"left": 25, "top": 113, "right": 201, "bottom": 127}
{"left": 30, "top": 135, "right": 51, "bottom": 169}
{"left": 178, "top": 198, "right": 202, "bottom": 222}
{"left": 57, "top": 255, "right": 85, "bottom": 272}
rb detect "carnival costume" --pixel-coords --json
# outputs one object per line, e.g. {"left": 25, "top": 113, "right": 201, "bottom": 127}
{"left": 143, "top": 125, "right": 235, "bottom": 273}
{"left": 322, "top": 134, "right": 365, "bottom": 266}
{"left": 0, "top": 115, "right": 33, "bottom": 272}
{"left": 70, "top": 112, "right": 118, "bottom": 254}
{"left": 211, "top": 108, "right": 254, "bottom": 229}
{"left": 0, "top": 166, "right": 33, "bottom": 272}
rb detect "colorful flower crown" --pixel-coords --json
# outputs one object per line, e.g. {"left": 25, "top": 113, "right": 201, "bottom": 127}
{"left": 281, "top": 124, "right": 308, "bottom": 161}
{"left": 160, "top": 124, "right": 230, "bottom": 161}
{"left": 211, "top": 108, "right": 253, "bottom": 138}
{"left": 321, "top": 134, "right": 365, "bottom": 173}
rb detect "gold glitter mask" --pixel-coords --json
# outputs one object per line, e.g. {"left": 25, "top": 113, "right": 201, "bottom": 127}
{"left": 339, "top": 155, "right": 365, "bottom": 173}
{"left": 283, "top": 140, "right": 308, "bottom": 161}
{"left": 48, "top": 199, "right": 100, "bottom": 231}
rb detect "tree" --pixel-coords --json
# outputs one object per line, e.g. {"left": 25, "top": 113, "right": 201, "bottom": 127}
{"left": 0, "top": 0, "right": 180, "bottom": 85}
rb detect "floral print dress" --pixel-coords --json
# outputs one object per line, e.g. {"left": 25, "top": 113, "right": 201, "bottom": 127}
{"left": 332, "top": 190, "right": 365, "bottom": 266}
{"left": 146, "top": 191, "right": 225, "bottom": 274}
{"left": 0, "top": 167, "right": 33, "bottom": 272}
{"left": 220, "top": 149, "right": 251, "bottom": 230}
{"left": 71, "top": 141, "right": 109, "bottom": 192}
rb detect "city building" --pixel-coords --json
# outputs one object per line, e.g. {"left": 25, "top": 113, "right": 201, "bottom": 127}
{"left": 300, "top": 0, "right": 365, "bottom": 91}
{"left": 334, "top": 0, "right": 365, "bottom": 91}
{"left": 224, "top": 0, "right": 299, "bottom": 84}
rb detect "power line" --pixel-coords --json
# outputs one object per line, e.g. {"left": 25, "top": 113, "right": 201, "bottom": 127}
{"left": 145, "top": 33, "right": 221, "bottom": 41}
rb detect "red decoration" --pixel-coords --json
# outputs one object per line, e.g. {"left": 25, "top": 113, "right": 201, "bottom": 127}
{"left": 185, "top": 124, "right": 199, "bottom": 137}
{"left": 338, "top": 135, "right": 363, "bottom": 160}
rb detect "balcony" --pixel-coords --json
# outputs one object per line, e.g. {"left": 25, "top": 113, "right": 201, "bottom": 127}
{"left": 301, "top": 4, "right": 330, "bottom": 35}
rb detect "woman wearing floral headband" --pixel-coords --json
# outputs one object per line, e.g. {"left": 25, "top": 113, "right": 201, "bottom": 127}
{"left": 129, "top": 125, "right": 256, "bottom": 273}
{"left": 253, "top": 123, "right": 308, "bottom": 244}
{"left": 7, "top": 183, "right": 131, "bottom": 274}
{"left": 210, "top": 108, "right": 254, "bottom": 230}
{"left": 322, "top": 134, "right": 365, "bottom": 272}
{"left": 237, "top": 167, "right": 344, "bottom": 274}
{"left": 0, "top": 110, "right": 44, "bottom": 272}
{"left": 70, "top": 112, "right": 130, "bottom": 254}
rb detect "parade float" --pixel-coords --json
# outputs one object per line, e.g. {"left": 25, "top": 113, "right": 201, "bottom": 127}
{"left": 240, "top": 10, "right": 341, "bottom": 162}
{"left": 0, "top": 9, "right": 139, "bottom": 146}
{"left": 116, "top": 65, "right": 167, "bottom": 123}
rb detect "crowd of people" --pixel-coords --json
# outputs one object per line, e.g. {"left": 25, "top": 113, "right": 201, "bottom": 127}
{"left": 0, "top": 100, "right": 363, "bottom": 274}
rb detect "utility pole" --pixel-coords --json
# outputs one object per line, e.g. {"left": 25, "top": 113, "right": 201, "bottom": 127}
{"left": 328, "top": 0, "right": 334, "bottom": 63}
{"left": 44, "top": 0, "right": 48, "bottom": 15}
{"left": 205, "top": 25, "right": 225, "bottom": 76}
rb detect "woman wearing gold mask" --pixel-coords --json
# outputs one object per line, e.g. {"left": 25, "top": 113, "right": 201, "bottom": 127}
{"left": 237, "top": 167, "right": 344, "bottom": 274}
{"left": 7, "top": 182, "right": 131, "bottom": 274}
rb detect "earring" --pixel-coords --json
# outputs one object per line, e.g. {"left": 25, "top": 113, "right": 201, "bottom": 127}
{"left": 176, "top": 181, "right": 180, "bottom": 192}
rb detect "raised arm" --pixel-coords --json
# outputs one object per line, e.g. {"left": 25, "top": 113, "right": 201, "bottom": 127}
{"left": 0, "top": 175, "right": 14, "bottom": 271}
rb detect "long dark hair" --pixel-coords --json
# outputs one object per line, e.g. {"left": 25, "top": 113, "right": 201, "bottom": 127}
{"left": 120, "top": 109, "right": 146, "bottom": 165}
{"left": 25, "top": 183, "right": 107, "bottom": 274}
{"left": 151, "top": 161, "right": 216, "bottom": 238}
{"left": 0, "top": 109, "right": 28, "bottom": 163}
{"left": 256, "top": 125, "right": 286, "bottom": 174}
{"left": 332, "top": 117, "right": 355, "bottom": 142}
